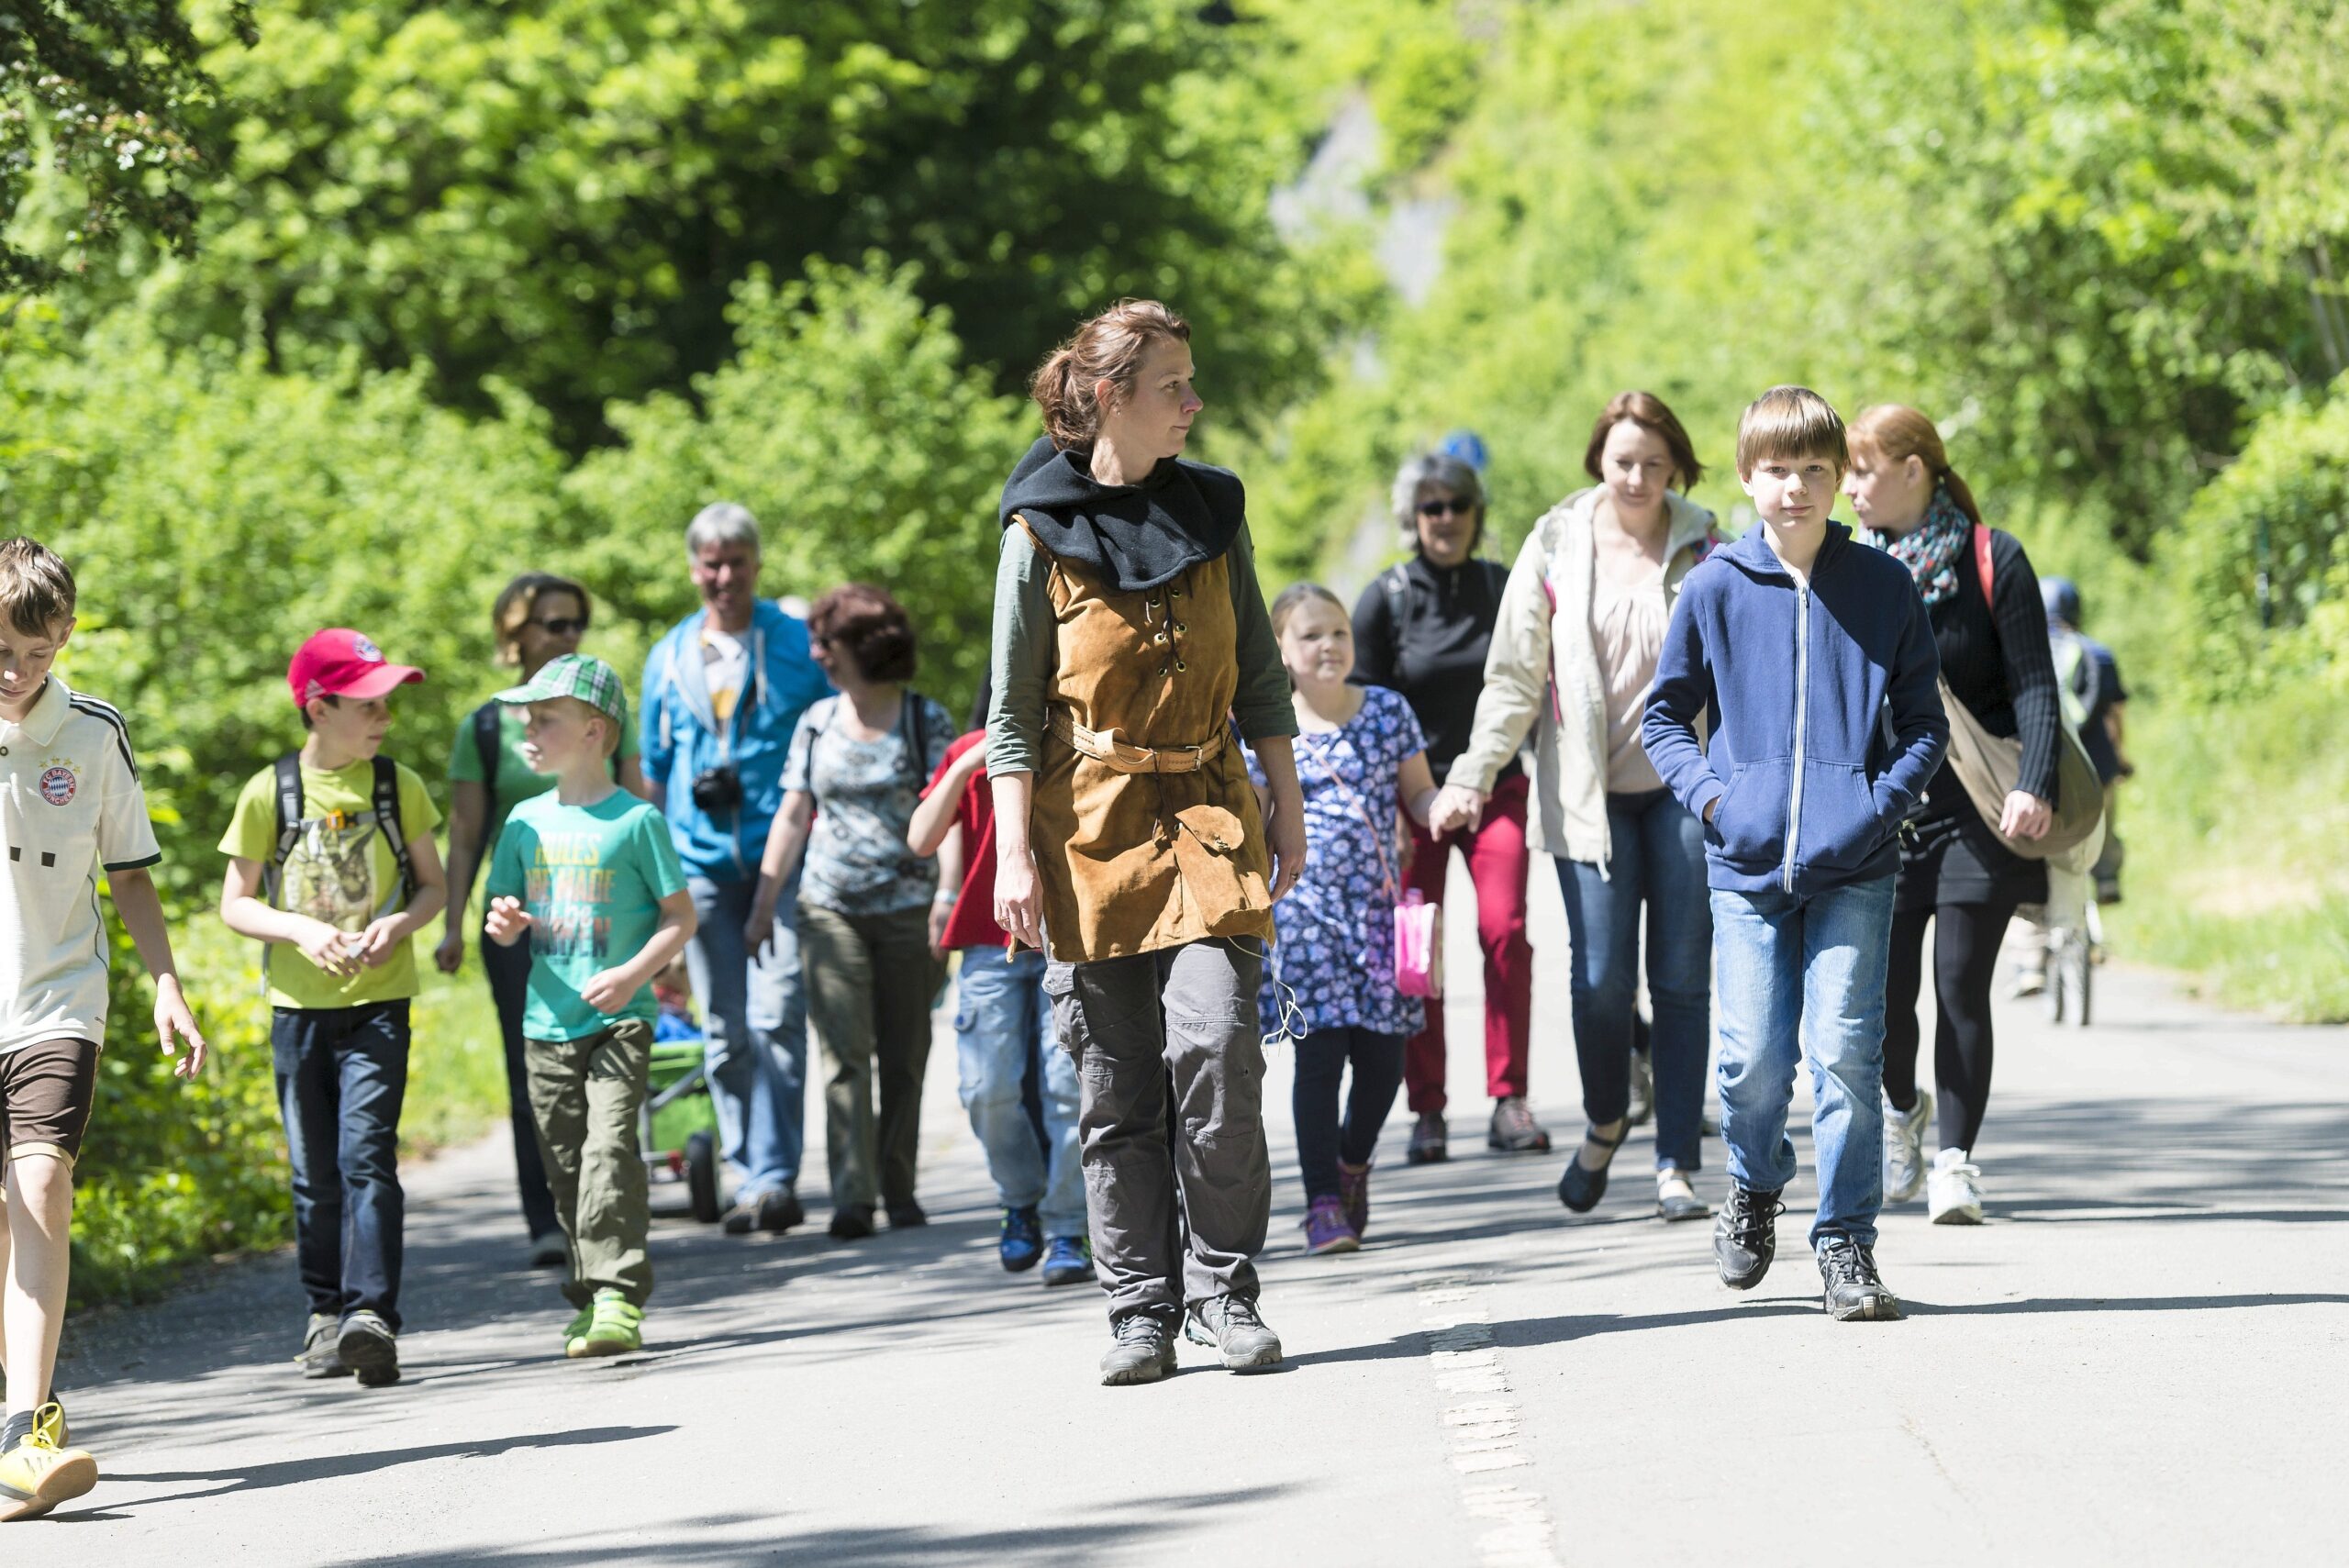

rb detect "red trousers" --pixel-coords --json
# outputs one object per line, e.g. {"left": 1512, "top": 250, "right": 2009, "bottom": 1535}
{"left": 1402, "top": 772, "right": 1533, "bottom": 1115}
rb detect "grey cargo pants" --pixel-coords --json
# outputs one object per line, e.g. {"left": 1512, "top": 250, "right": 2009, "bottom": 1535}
{"left": 1044, "top": 937, "right": 1272, "bottom": 1326}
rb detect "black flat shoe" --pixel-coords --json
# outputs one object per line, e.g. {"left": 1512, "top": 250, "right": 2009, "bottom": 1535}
{"left": 1556, "top": 1123, "right": 1629, "bottom": 1214}
{"left": 829, "top": 1203, "right": 876, "bottom": 1240}
{"left": 1656, "top": 1171, "right": 1711, "bottom": 1223}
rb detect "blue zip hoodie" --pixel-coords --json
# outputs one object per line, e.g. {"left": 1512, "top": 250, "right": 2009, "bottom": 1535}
{"left": 1642, "top": 521, "right": 1948, "bottom": 897}
{"left": 640, "top": 600, "right": 834, "bottom": 883}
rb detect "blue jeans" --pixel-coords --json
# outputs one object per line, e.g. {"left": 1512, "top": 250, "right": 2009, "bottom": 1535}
{"left": 685, "top": 873, "right": 808, "bottom": 1198}
{"left": 1709, "top": 874, "right": 1897, "bottom": 1247}
{"left": 273, "top": 1001, "right": 410, "bottom": 1330}
{"left": 954, "top": 947, "right": 1084, "bottom": 1240}
{"left": 1554, "top": 789, "right": 1714, "bottom": 1171}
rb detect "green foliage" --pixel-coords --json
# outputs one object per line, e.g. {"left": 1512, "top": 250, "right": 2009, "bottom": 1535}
{"left": 0, "top": 0, "right": 254, "bottom": 286}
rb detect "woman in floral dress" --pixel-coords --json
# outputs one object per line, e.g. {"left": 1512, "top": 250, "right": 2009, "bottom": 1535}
{"left": 1249, "top": 584, "right": 1439, "bottom": 1254}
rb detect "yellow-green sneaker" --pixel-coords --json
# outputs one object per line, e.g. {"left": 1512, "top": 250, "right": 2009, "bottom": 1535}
{"left": 1, "top": 1405, "right": 95, "bottom": 1522}
{"left": 32, "top": 1401, "right": 65, "bottom": 1450}
{"left": 567, "top": 1289, "right": 642, "bottom": 1359}
{"left": 562, "top": 1304, "right": 594, "bottom": 1352}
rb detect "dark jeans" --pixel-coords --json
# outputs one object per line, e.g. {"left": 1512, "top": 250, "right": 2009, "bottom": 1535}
{"left": 273, "top": 1001, "right": 411, "bottom": 1331}
{"left": 1292, "top": 1027, "right": 1405, "bottom": 1201}
{"left": 1554, "top": 789, "right": 1714, "bottom": 1171}
{"left": 482, "top": 928, "right": 559, "bottom": 1240}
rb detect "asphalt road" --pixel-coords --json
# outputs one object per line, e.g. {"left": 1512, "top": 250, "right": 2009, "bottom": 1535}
{"left": 44, "top": 867, "right": 2349, "bottom": 1565}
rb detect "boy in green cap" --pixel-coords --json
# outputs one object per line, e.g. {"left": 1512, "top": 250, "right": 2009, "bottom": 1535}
{"left": 483, "top": 654, "right": 696, "bottom": 1356}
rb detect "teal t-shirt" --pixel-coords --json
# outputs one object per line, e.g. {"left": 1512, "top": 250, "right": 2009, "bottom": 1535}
{"left": 484, "top": 788, "right": 687, "bottom": 1042}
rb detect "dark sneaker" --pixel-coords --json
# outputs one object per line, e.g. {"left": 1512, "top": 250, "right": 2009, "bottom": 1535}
{"left": 1184, "top": 1296, "right": 1283, "bottom": 1371}
{"left": 999, "top": 1207, "right": 1044, "bottom": 1273}
{"left": 527, "top": 1231, "right": 568, "bottom": 1268}
{"left": 829, "top": 1202, "right": 876, "bottom": 1240}
{"left": 1041, "top": 1236, "right": 1092, "bottom": 1287}
{"left": 885, "top": 1199, "right": 929, "bottom": 1230}
{"left": 296, "top": 1312, "right": 350, "bottom": 1379}
{"left": 337, "top": 1310, "right": 401, "bottom": 1387}
{"left": 760, "top": 1188, "right": 806, "bottom": 1233}
{"left": 1714, "top": 1184, "right": 1784, "bottom": 1292}
{"left": 1816, "top": 1235, "right": 1902, "bottom": 1321}
{"left": 1406, "top": 1112, "right": 1448, "bottom": 1166}
{"left": 1300, "top": 1196, "right": 1360, "bottom": 1256}
{"left": 1336, "top": 1159, "right": 1372, "bottom": 1238}
{"left": 1487, "top": 1095, "right": 1552, "bottom": 1153}
{"left": 1099, "top": 1313, "right": 1178, "bottom": 1386}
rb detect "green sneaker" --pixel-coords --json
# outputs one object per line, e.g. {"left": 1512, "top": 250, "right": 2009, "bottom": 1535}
{"left": 567, "top": 1289, "right": 642, "bottom": 1359}
{"left": 562, "top": 1304, "right": 594, "bottom": 1351}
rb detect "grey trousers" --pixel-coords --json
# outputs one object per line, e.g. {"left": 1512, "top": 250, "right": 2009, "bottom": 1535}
{"left": 1044, "top": 938, "right": 1271, "bottom": 1325}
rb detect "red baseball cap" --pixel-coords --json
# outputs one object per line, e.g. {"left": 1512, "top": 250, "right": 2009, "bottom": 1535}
{"left": 287, "top": 628, "right": 426, "bottom": 709}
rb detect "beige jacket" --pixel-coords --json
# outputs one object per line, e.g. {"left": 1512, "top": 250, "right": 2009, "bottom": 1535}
{"left": 1450, "top": 488, "right": 1719, "bottom": 870}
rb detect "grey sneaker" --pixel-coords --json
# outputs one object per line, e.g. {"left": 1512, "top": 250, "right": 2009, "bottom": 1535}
{"left": 1884, "top": 1089, "right": 1933, "bottom": 1203}
{"left": 1099, "top": 1314, "right": 1178, "bottom": 1386}
{"left": 337, "top": 1310, "right": 401, "bottom": 1387}
{"left": 1406, "top": 1112, "right": 1449, "bottom": 1166}
{"left": 1486, "top": 1095, "right": 1552, "bottom": 1153}
{"left": 1184, "top": 1296, "right": 1283, "bottom": 1371}
{"left": 1816, "top": 1235, "right": 1902, "bottom": 1321}
{"left": 296, "top": 1313, "right": 349, "bottom": 1379}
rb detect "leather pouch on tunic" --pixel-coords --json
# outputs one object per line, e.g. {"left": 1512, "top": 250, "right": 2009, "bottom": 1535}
{"left": 1172, "top": 803, "right": 1271, "bottom": 937}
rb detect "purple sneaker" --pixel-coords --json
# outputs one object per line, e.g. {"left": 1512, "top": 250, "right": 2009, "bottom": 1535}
{"left": 1301, "top": 1195, "right": 1360, "bottom": 1255}
{"left": 1337, "top": 1159, "right": 1372, "bottom": 1239}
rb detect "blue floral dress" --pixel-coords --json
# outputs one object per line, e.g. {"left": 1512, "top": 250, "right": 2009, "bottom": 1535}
{"left": 1244, "top": 684, "right": 1428, "bottom": 1039}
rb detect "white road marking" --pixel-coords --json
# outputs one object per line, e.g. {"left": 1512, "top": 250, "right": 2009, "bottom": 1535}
{"left": 1416, "top": 1274, "right": 1564, "bottom": 1567}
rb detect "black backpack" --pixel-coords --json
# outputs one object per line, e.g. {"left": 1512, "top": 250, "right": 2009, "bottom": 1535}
{"left": 261, "top": 755, "right": 417, "bottom": 991}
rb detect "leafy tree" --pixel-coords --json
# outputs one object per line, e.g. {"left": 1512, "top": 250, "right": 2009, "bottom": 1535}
{"left": 0, "top": 0, "right": 253, "bottom": 286}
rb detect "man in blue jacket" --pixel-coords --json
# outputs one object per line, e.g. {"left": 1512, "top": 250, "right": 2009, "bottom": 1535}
{"left": 642, "top": 503, "right": 834, "bottom": 1234}
{"left": 1643, "top": 387, "right": 1947, "bottom": 1323}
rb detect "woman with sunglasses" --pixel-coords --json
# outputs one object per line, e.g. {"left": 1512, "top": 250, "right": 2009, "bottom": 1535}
{"left": 1431, "top": 392, "right": 1721, "bottom": 1224}
{"left": 1353, "top": 451, "right": 1547, "bottom": 1165}
{"left": 436, "top": 572, "right": 649, "bottom": 1264}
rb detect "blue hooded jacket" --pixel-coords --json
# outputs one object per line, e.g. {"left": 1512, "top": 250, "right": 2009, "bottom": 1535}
{"left": 640, "top": 600, "right": 834, "bottom": 884}
{"left": 1643, "top": 521, "right": 1948, "bottom": 897}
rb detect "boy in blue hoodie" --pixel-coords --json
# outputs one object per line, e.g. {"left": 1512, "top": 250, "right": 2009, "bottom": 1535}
{"left": 1642, "top": 386, "right": 1947, "bottom": 1321}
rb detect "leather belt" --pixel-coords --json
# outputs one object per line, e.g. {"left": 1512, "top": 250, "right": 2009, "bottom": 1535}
{"left": 1048, "top": 708, "right": 1227, "bottom": 774}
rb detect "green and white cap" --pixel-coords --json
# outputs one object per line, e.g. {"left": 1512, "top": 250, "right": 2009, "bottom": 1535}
{"left": 495, "top": 652, "right": 628, "bottom": 731}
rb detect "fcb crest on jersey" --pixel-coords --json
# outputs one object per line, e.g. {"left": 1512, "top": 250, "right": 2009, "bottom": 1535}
{"left": 38, "top": 762, "right": 78, "bottom": 806}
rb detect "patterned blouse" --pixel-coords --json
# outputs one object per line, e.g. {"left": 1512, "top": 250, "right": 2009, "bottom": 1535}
{"left": 1245, "top": 684, "right": 1428, "bottom": 1039}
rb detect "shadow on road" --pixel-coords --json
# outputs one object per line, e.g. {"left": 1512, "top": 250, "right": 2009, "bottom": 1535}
{"left": 107, "top": 1425, "right": 677, "bottom": 1507}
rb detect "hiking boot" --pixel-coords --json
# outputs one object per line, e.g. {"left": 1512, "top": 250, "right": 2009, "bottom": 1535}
{"left": 337, "top": 1310, "right": 401, "bottom": 1388}
{"left": 1300, "top": 1196, "right": 1360, "bottom": 1256}
{"left": 1336, "top": 1159, "right": 1372, "bottom": 1238}
{"left": 528, "top": 1231, "right": 568, "bottom": 1268}
{"left": 1406, "top": 1112, "right": 1449, "bottom": 1166}
{"left": 0, "top": 1405, "right": 95, "bottom": 1522}
{"left": 1099, "top": 1313, "right": 1178, "bottom": 1386}
{"left": 1487, "top": 1095, "right": 1552, "bottom": 1153}
{"left": 1884, "top": 1089, "right": 1933, "bottom": 1203}
{"left": 829, "top": 1202, "right": 877, "bottom": 1240}
{"left": 1714, "top": 1184, "right": 1784, "bottom": 1291}
{"left": 568, "top": 1289, "right": 644, "bottom": 1358}
{"left": 885, "top": 1199, "right": 929, "bottom": 1230}
{"left": 760, "top": 1188, "right": 806, "bottom": 1233}
{"left": 1185, "top": 1296, "right": 1284, "bottom": 1371}
{"left": 1627, "top": 1040, "right": 1655, "bottom": 1128}
{"left": 296, "top": 1312, "right": 350, "bottom": 1379}
{"left": 1816, "top": 1235, "right": 1902, "bottom": 1321}
{"left": 999, "top": 1206, "right": 1044, "bottom": 1273}
{"left": 1041, "top": 1236, "right": 1093, "bottom": 1288}
{"left": 1927, "top": 1148, "right": 1985, "bottom": 1225}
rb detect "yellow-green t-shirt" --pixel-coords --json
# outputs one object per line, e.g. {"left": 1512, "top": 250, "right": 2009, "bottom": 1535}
{"left": 220, "top": 759, "right": 442, "bottom": 1010}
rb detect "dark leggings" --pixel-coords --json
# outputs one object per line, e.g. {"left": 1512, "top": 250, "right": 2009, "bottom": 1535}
{"left": 1292, "top": 1028, "right": 1405, "bottom": 1202}
{"left": 1883, "top": 896, "right": 2023, "bottom": 1153}
{"left": 483, "top": 928, "right": 560, "bottom": 1240}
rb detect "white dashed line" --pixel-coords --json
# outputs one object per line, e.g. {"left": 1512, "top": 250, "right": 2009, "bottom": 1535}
{"left": 1415, "top": 1274, "right": 1564, "bottom": 1568}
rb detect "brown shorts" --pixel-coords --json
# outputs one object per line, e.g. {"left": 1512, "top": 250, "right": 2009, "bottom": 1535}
{"left": 1, "top": 1038, "right": 101, "bottom": 1172}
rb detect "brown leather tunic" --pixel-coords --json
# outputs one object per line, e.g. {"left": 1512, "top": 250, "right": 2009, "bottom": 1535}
{"left": 1019, "top": 520, "right": 1276, "bottom": 964}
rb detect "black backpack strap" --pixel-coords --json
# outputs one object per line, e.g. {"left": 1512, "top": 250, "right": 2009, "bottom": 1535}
{"left": 1380, "top": 563, "right": 1409, "bottom": 639}
{"left": 372, "top": 756, "right": 417, "bottom": 915}
{"left": 472, "top": 701, "right": 504, "bottom": 792}
{"left": 900, "top": 693, "right": 930, "bottom": 791}
{"left": 263, "top": 753, "right": 306, "bottom": 906}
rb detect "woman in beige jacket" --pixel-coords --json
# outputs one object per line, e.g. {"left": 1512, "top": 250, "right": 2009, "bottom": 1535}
{"left": 1431, "top": 392, "right": 1720, "bottom": 1223}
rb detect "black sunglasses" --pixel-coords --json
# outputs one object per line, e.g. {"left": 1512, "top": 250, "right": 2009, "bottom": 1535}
{"left": 1417, "top": 497, "right": 1477, "bottom": 517}
{"left": 532, "top": 617, "right": 587, "bottom": 636}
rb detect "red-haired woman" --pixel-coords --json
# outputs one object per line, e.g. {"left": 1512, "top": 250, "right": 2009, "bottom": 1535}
{"left": 1432, "top": 392, "right": 1721, "bottom": 1225}
{"left": 1845, "top": 405, "right": 2060, "bottom": 1226}
{"left": 748, "top": 585, "right": 954, "bottom": 1240}
{"left": 989, "top": 300, "right": 1307, "bottom": 1385}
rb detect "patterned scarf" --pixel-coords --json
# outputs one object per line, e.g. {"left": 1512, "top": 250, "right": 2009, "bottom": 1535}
{"left": 1875, "top": 481, "right": 1971, "bottom": 606}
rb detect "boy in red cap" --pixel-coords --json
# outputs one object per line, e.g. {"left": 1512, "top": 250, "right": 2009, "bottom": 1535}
{"left": 219, "top": 629, "right": 448, "bottom": 1388}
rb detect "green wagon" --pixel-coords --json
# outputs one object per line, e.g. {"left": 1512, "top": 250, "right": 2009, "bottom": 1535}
{"left": 641, "top": 1035, "right": 722, "bottom": 1224}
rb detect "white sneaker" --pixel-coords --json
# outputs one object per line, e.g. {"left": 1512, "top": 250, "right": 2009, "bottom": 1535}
{"left": 1884, "top": 1090, "right": 1932, "bottom": 1203}
{"left": 1926, "top": 1147, "right": 1984, "bottom": 1225}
